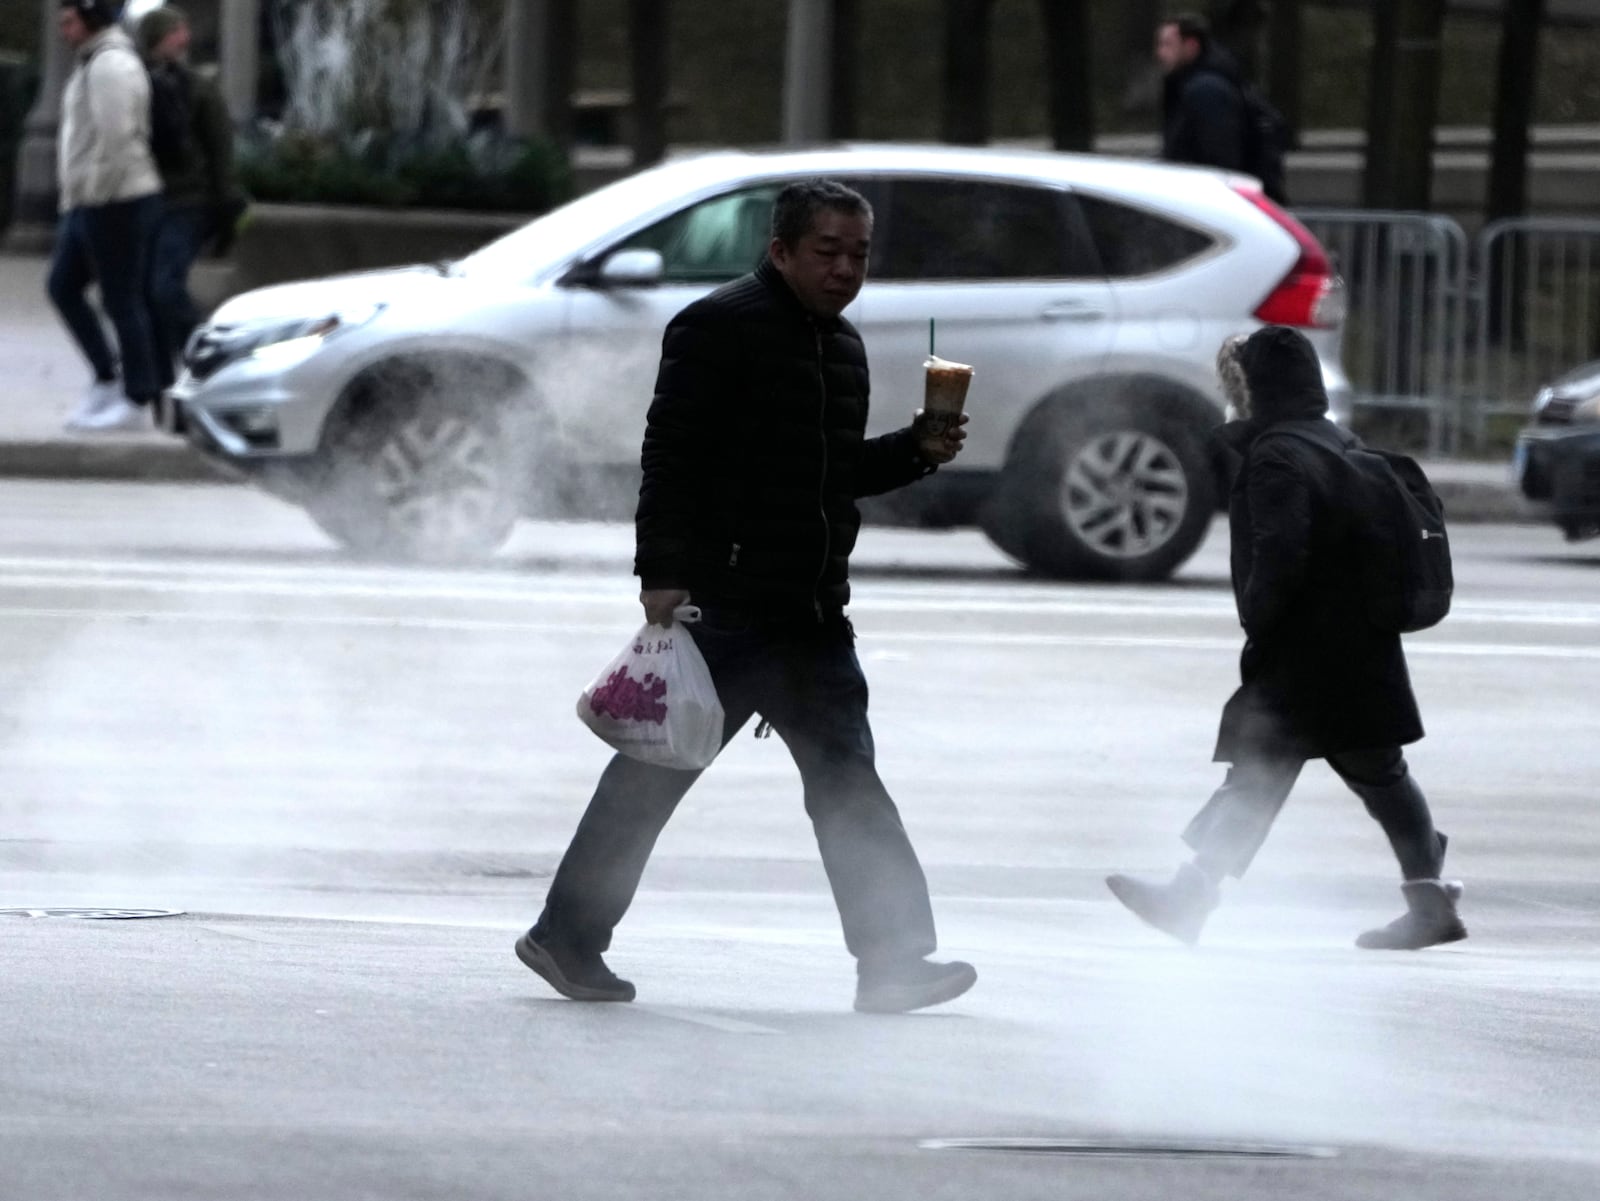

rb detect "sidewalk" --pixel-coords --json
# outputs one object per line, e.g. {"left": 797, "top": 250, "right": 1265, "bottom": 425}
{"left": 0, "top": 252, "right": 1535, "bottom": 519}
{"left": 0, "top": 253, "right": 227, "bottom": 483}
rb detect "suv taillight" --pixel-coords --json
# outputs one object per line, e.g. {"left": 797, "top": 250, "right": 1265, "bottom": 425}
{"left": 1232, "top": 184, "right": 1344, "bottom": 329}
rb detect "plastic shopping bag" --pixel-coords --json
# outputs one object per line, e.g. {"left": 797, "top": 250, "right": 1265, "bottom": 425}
{"left": 576, "top": 605, "right": 725, "bottom": 770}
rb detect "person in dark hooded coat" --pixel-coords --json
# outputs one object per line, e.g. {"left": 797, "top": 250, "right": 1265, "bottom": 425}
{"left": 1105, "top": 326, "right": 1466, "bottom": 951}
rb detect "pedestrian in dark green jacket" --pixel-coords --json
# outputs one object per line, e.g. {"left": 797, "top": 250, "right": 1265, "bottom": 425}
{"left": 138, "top": 4, "right": 244, "bottom": 389}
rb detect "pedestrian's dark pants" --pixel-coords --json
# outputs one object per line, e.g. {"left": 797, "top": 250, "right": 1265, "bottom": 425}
{"left": 47, "top": 195, "right": 164, "bottom": 402}
{"left": 147, "top": 202, "right": 208, "bottom": 388}
{"left": 1182, "top": 746, "right": 1444, "bottom": 881}
{"left": 534, "top": 610, "right": 939, "bottom": 965}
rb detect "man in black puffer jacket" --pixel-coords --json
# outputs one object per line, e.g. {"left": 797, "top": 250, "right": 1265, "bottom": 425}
{"left": 1106, "top": 327, "right": 1466, "bottom": 952}
{"left": 518, "top": 180, "right": 978, "bottom": 1014}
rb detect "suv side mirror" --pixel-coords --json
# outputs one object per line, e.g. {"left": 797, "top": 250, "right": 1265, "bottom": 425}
{"left": 597, "top": 249, "right": 665, "bottom": 287}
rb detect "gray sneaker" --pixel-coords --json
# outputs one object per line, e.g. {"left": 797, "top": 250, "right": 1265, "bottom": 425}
{"left": 854, "top": 957, "right": 977, "bottom": 1014}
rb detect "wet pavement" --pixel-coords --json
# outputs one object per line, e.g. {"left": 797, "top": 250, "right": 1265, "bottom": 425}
{"left": 1, "top": 482, "right": 1598, "bottom": 1200}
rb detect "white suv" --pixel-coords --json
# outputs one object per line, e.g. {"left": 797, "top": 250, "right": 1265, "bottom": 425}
{"left": 175, "top": 145, "right": 1349, "bottom": 580}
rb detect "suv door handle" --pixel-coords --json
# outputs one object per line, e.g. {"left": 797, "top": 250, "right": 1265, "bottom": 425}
{"left": 1040, "top": 300, "right": 1108, "bottom": 323}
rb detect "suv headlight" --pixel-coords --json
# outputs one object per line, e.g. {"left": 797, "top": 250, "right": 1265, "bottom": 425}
{"left": 186, "top": 304, "right": 386, "bottom": 380}
{"left": 248, "top": 304, "right": 387, "bottom": 369}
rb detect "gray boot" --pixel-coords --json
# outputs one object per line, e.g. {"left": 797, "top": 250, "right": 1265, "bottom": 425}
{"left": 1356, "top": 880, "right": 1467, "bottom": 950}
{"left": 1105, "top": 863, "right": 1220, "bottom": 946}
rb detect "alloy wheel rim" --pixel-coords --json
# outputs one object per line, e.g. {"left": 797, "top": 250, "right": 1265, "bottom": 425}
{"left": 1062, "top": 430, "right": 1189, "bottom": 559}
{"left": 373, "top": 413, "right": 505, "bottom": 556}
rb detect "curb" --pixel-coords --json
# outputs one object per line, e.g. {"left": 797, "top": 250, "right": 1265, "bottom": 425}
{"left": 1429, "top": 475, "right": 1538, "bottom": 524}
{"left": 0, "top": 440, "right": 236, "bottom": 485}
{"left": 0, "top": 441, "right": 1539, "bottom": 522}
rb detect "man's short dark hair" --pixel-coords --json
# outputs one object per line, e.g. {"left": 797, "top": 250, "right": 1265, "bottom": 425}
{"left": 771, "top": 180, "right": 873, "bottom": 249}
{"left": 1162, "top": 11, "right": 1211, "bottom": 46}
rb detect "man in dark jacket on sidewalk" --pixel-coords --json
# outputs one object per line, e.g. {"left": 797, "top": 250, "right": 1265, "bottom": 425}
{"left": 517, "top": 180, "right": 978, "bottom": 1014}
{"left": 1106, "top": 326, "right": 1465, "bottom": 951}
{"left": 138, "top": 5, "right": 243, "bottom": 387}
{"left": 1157, "top": 13, "right": 1247, "bottom": 173}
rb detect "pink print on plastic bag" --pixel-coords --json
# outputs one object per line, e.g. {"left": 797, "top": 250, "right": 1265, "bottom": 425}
{"left": 576, "top": 608, "right": 724, "bottom": 770}
{"left": 586, "top": 667, "right": 669, "bottom": 726}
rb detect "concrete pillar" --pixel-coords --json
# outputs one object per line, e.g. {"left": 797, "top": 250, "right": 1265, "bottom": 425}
{"left": 504, "top": 0, "right": 546, "bottom": 139}
{"left": 504, "top": 0, "right": 574, "bottom": 150}
{"left": 7, "top": 0, "right": 71, "bottom": 245}
{"left": 782, "top": 0, "right": 832, "bottom": 145}
{"left": 219, "top": 0, "right": 260, "bottom": 125}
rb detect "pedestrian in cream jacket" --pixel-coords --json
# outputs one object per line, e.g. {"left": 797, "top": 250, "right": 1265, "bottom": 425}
{"left": 48, "top": 0, "right": 164, "bottom": 433}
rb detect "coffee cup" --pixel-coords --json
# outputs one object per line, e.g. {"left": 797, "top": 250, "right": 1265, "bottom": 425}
{"left": 922, "top": 355, "right": 974, "bottom": 438}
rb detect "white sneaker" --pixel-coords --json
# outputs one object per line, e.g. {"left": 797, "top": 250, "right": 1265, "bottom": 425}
{"left": 64, "top": 381, "right": 124, "bottom": 431}
{"left": 77, "top": 396, "right": 150, "bottom": 433}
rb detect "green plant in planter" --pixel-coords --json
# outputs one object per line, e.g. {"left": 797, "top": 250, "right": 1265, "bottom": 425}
{"left": 394, "top": 137, "right": 571, "bottom": 212}
{"left": 253, "top": 0, "right": 569, "bottom": 213}
{"left": 238, "top": 128, "right": 570, "bottom": 212}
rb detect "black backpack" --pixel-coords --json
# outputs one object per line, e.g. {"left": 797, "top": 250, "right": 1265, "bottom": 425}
{"left": 1238, "top": 83, "right": 1291, "bottom": 206}
{"left": 1273, "top": 430, "right": 1452, "bottom": 633}
{"left": 146, "top": 63, "right": 195, "bottom": 177}
{"left": 1352, "top": 447, "right": 1453, "bottom": 633}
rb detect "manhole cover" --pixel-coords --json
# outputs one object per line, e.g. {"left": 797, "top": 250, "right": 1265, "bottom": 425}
{"left": 0, "top": 907, "right": 186, "bottom": 920}
{"left": 919, "top": 1137, "right": 1337, "bottom": 1160}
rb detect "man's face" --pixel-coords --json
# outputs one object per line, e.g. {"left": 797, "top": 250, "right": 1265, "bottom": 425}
{"left": 1155, "top": 24, "right": 1199, "bottom": 73}
{"left": 59, "top": 9, "right": 92, "bottom": 48}
{"left": 155, "top": 21, "right": 192, "bottom": 62}
{"left": 769, "top": 208, "right": 872, "bottom": 320}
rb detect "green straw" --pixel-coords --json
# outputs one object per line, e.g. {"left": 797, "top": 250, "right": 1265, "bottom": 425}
{"left": 929, "top": 318, "right": 936, "bottom": 356}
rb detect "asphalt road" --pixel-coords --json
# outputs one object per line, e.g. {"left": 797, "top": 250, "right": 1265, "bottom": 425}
{"left": 2, "top": 482, "right": 1598, "bottom": 1201}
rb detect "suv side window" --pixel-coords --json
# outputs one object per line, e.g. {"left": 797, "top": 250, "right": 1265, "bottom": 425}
{"left": 874, "top": 179, "right": 1098, "bottom": 281}
{"left": 620, "top": 185, "right": 783, "bottom": 283}
{"left": 1076, "top": 194, "right": 1214, "bottom": 277}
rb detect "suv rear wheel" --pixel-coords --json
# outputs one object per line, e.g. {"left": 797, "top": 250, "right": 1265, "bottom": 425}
{"left": 985, "top": 391, "right": 1218, "bottom": 581}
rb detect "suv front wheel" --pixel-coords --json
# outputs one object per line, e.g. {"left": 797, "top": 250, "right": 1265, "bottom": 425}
{"left": 306, "top": 371, "right": 521, "bottom": 563}
{"left": 985, "top": 392, "right": 1218, "bottom": 581}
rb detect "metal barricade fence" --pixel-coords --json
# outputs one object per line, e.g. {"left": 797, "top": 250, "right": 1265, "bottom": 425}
{"left": 1295, "top": 209, "right": 1471, "bottom": 456}
{"left": 1470, "top": 218, "right": 1600, "bottom": 448}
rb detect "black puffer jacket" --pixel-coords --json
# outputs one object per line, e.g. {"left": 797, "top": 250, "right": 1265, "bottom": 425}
{"left": 1161, "top": 47, "right": 1247, "bottom": 172}
{"left": 1213, "top": 326, "right": 1424, "bottom": 762}
{"left": 634, "top": 258, "right": 930, "bottom": 616}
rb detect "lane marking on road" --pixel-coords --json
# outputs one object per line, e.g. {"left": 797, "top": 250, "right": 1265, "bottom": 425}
{"left": 0, "top": 568, "right": 1239, "bottom": 618}
{"left": 638, "top": 1006, "right": 784, "bottom": 1036}
{"left": 0, "top": 603, "right": 1595, "bottom": 659}
{"left": 5, "top": 575, "right": 1600, "bottom": 637}
{"left": 3, "top": 556, "right": 1600, "bottom": 629}
{"left": 195, "top": 923, "right": 304, "bottom": 945}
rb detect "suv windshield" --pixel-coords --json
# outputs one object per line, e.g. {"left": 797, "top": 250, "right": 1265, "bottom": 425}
{"left": 618, "top": 185, "right": 783, "bottom": 283}
{"left": 454, "top": 156, "right": 749, "bottom": 282}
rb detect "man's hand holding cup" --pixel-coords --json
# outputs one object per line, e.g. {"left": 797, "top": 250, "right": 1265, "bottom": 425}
{"left": 915, "top": 354, "right": 974, "bottom": 465}
{"left": 913, "top": 409, "right": 969, "bottom": 464}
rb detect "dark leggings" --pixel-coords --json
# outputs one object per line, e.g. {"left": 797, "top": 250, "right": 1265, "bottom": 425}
{"left": 1183, "top": 746, "right": 1445, "bottom": 881}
